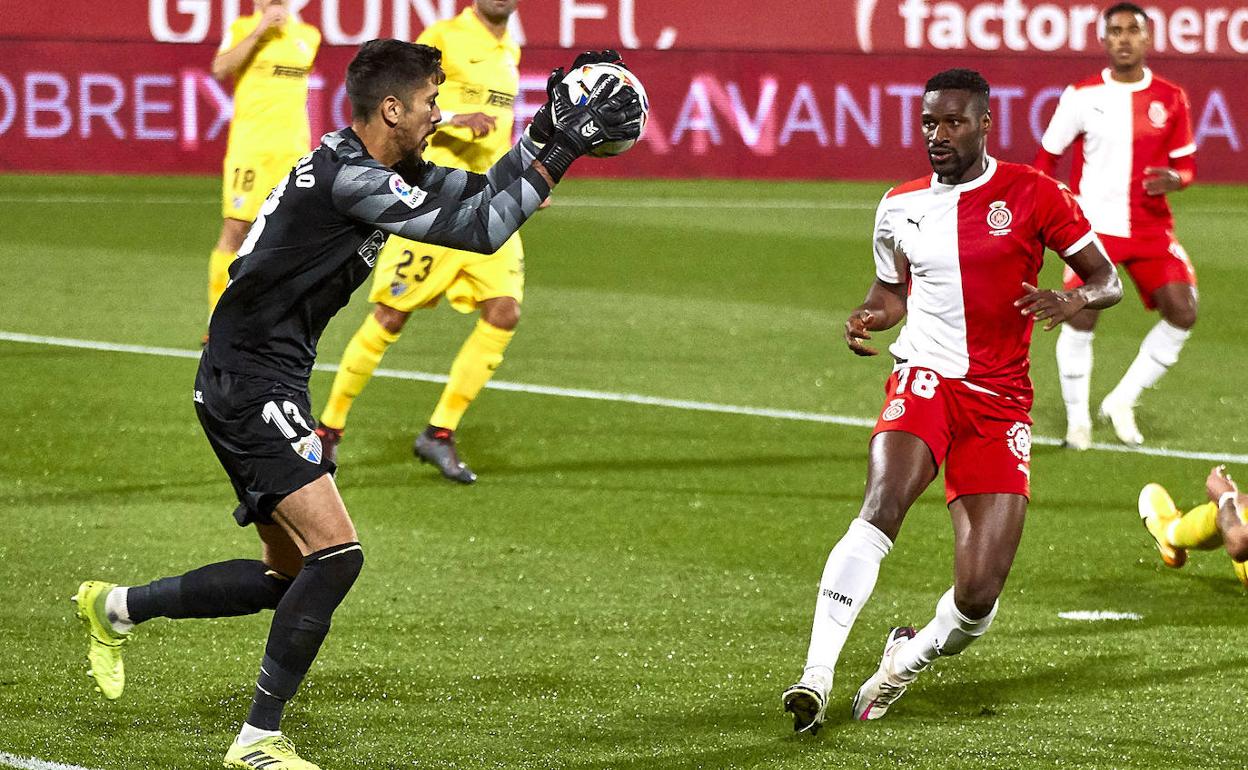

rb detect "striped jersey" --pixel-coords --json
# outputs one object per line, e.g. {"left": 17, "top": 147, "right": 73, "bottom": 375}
{"left": 1039, "top": 68, "right": 1195, "bottom": 238}
{"left": 873, "top": 157, "right": 1095, "bottom": 405}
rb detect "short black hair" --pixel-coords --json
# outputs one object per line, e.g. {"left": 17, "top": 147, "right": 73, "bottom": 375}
{"left": 924, "top": 68, "right": 991, "bottom": 115}
{"left": 346, "top": 39, "right": 445, "bottom": 121}
{"left": 1103, "top": 2, "right": 1148, "bottom": 25}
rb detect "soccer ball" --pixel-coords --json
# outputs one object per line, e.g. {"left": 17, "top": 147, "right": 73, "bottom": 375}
{"left": 560, "top": 62, "right": 649, "bottom": 157}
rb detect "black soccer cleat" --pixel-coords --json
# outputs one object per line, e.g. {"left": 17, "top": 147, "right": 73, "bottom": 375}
{"left": 413, "top": 427, "right": 477, "bottom": 484}
{"left": 315, "top": 425, "right": 343, "bottom": 469}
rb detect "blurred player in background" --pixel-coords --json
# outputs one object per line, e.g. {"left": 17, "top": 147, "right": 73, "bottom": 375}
{"left": 1035, "top": 2, "right": 1197, "bottom": 450}
{"left": 72, "top": 39, "right": 641, "bottom": 769}
{"left": 207, "top": 0, "right": 320, "bottom": 328}
{"left": 1139, "top": 465, "right": 1248, "bottom": 586}
{"left": 782, "top": 69, "right": 1121, "bottom": 733}
{"left": 317, "top": 0, "right": 539, "bottom": 484}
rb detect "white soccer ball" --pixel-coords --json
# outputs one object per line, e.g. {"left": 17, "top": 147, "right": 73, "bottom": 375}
{"left": 560, "top": 62, "right": 649, "bottom": 157}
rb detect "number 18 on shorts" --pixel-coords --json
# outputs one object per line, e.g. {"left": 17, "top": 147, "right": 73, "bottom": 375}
{"left": 872, "top": 367, "right": 1033, "bottom": 503}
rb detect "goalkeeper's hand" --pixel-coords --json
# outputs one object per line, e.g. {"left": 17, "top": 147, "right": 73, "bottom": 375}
{"left": 534, "top": 75, "right": 642, "bottom": 181}
{"left": 527, "top": 50, "right": 629, "bottom": 144}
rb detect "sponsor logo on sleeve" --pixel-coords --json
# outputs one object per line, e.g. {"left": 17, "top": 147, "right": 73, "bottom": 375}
{"left": 987, "top": 200, "right": 1013, "bottom": 236}
{"left": 357, "top": 229, "right": 385, "bottom": 267}
{"left": 388, "top": 174, "right": 427, "bottom": 209}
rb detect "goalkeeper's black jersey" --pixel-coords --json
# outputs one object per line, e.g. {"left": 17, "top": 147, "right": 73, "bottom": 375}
{"left": 204, "top": 127, "right": 549, "bottom": 386}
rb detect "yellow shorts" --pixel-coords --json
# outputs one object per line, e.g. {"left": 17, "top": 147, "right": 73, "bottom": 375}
{"left": 368, "top": 231, "right": 525, "bottom": 314}
{"left": 221, "top": 151, "right": 303, "bottom": 222}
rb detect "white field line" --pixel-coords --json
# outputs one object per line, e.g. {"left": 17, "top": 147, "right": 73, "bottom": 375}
{"left": 2, "top": 330, "right": 1246, "bottom": 465}
{"left": 0, "top": 193, "right": 1240, "bottom": 215}
{"left": 0, "top": 753, "right": 98, "bottom": 770}
{"left": 1058, "top": 610, "right": 1143, "bottom": 621}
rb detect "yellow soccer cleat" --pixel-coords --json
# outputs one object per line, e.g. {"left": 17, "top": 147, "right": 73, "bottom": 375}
{"left": 1138, "top": 483, "right": 1186, "bottom": 568}
{"left": 1233, "top": 559, "right": 1248, "bottom": 589}
{"left": 224, "top": 735, "right": 321, "bottom": 770}
{"left": 72, "top": 580, "right": 130, "bottom": 699}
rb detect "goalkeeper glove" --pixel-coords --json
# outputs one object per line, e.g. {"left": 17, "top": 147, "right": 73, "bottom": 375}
{"left": 535, "top": 75, "right": 642, "bottom": 181}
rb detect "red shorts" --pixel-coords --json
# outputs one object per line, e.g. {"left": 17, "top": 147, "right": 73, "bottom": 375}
{"left": 872, "top": 367, "right": 1032, "bottom": 503}
{"left": 1063, "top": 230, "right": 1195, "bottom": 310}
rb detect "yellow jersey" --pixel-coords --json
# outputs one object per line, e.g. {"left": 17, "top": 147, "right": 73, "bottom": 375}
{"left": 220, "top": 14, "right": 320, "bottom": 158}
{"left": 418, "top": 7, "right": 520, "bottom": 173}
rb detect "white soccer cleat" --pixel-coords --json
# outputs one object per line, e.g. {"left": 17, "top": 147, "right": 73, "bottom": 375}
{"left": 851, "top": 626, "right": 916, "bottom": 721}
{"left": 782, "top": 669, "right": 831, "bottom": 735}
{"left": 1099, "top": 394, "right": 1144, "bottom": 446}
{"left": 1063, "top": 423, "right": 1092, "bottom": 451}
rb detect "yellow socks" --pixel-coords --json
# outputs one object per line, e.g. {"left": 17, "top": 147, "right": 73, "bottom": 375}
{"left": 429, "top": 319, "right": 514, "bottom": 431}
{"left": 319, "top": 314, "right": 401, "bottom": 430}
{"left": 208, "top": 248, "right": 236, "bottom": 315}
{"left": 1167, "top": 502, "right": 1221, "bottom": 550}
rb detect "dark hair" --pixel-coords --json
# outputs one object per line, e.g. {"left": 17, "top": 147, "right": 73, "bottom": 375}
{"left": 924, "top": 68, "right": 991, "bottom": 115}
{"left": 346, "top": 39, "right": 445, "bottom": 121}
{"left": 1103, "top": 2, "right": 1148, "bottom": 25}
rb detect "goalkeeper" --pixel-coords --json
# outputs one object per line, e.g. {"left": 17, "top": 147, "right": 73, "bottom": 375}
{"left": 72, "top": 40, "right": 641, "bottom": 770}
{"left": 1139, "top": 465, "right": 1248, "bottom": 586}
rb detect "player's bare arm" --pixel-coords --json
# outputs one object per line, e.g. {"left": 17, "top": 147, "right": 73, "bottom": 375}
{"left": 211, "top": 2, "right": 288, "bottom": 81}
{"left": 1015, "top": 241, "right": 1122, "bottom": 331}
{"left": 1207, "top": 466, "right": 1248, "bottom": 561}
{"left": 845, "top": 279, "right": 907, "bottom": 356}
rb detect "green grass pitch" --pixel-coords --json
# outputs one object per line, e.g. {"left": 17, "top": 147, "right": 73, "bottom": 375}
{"left": 0, "top": 173, "right": 1246, "bottom": 769}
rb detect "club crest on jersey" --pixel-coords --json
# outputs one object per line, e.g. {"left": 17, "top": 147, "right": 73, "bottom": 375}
{"left": 986, "top": 200, "right": 1013, "bottom": 236}
{"left": 882, "top": 398, "right": 906, "bottom": 421}
{"left": 1148, "top": 100, "right": 1168, "bottom": 129}
{"left": 1006, "top": 421, "right": 1032, "bottom": 462}
{"left": 290, "top": 432, "right": 323, "bottom": 464}
{"left": 388, "top": 174, "right": 427, "bottom": 209}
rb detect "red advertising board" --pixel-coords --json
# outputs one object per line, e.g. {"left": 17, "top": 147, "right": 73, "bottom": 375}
{"left": 5, "top": 0, "right": 1248, "bottom": 56}
{"left": 1, "top": 44, "right": 1244, "bottom": 180}
{"left": 0, "top": 2, "right": 1245, "bottom": 180}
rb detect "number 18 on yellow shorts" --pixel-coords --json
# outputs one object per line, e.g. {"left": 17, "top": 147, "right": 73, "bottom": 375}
{"left": 221, "top": 152, "right": 304, "bottom": 222}
{"left": 368, "top": 231, "right": 525, "bottom": 313}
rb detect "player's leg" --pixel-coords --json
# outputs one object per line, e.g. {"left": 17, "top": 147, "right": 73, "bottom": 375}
{"left": 1101, "top": 237, "right": 1197, "bottom": 445}
{"left": 1054, "top": 253, "right": 1111, "bottom": 451}
{"left": 855, "top": 492, "right": 1024, "bottom": 720}
{"left": 784, "top": 429, "right": 938, "bottom": 733}
{"left": 417, "top": 235, "right": 525, "bottom": 484}
{"left": 316, "top": 303, "right": 409, "bottom": 462}
{"left": 208, "top": 217, "right": 251, "bottom": 321}
{"left": 1055, "top": 305, "right": 1100, "bottom": 450}
{"left": 227, "top": 473, "right": 363, "bottom": 768}
{"left": 72, "top": 523, "right": 299, "bottom": 701}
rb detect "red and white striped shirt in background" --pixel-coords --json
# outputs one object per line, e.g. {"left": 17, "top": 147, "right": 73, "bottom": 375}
{"left": 873, "top": 157, "right": 1096, "bottom": 406}
{"left": 1036, "top": 68, "right": 1195, "bottom": 238}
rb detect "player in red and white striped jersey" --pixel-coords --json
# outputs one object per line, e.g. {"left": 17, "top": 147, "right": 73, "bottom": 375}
{"left": 783, "top": 69, "right": 1122, "bottom": 733}
{"left": 1035, "top": 2, "right": 1198, "bottom": 450}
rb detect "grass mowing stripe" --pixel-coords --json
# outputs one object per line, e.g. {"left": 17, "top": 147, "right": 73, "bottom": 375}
{"left": 3, "top": 329, "right": 1246, "bottom": 464}
{"left": 0, "top": 753, "right": 99, "bottom": 770}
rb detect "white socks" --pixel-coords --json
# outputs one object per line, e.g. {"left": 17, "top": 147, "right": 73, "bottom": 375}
{"left": 105, "top": 587, "right": 135, "bottom": 635}
{"left": 1105, "top": 319, "right": 1191, "bottom": 407}
{"left": 1055, "top": 326, "right": 1094, "bottom": 428}
{"left": 237, "top": 723, "right": 282, "bottom": 747}
{"left": 891, "top": 587, "right": 998, "bottom": 682}
{"left": 803, "top": 519, "right": 893, "bottom": 687}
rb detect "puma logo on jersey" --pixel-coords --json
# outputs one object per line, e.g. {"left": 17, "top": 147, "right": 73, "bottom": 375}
{"left": 906, "top": 216, "right": 924, "bottom": 229}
